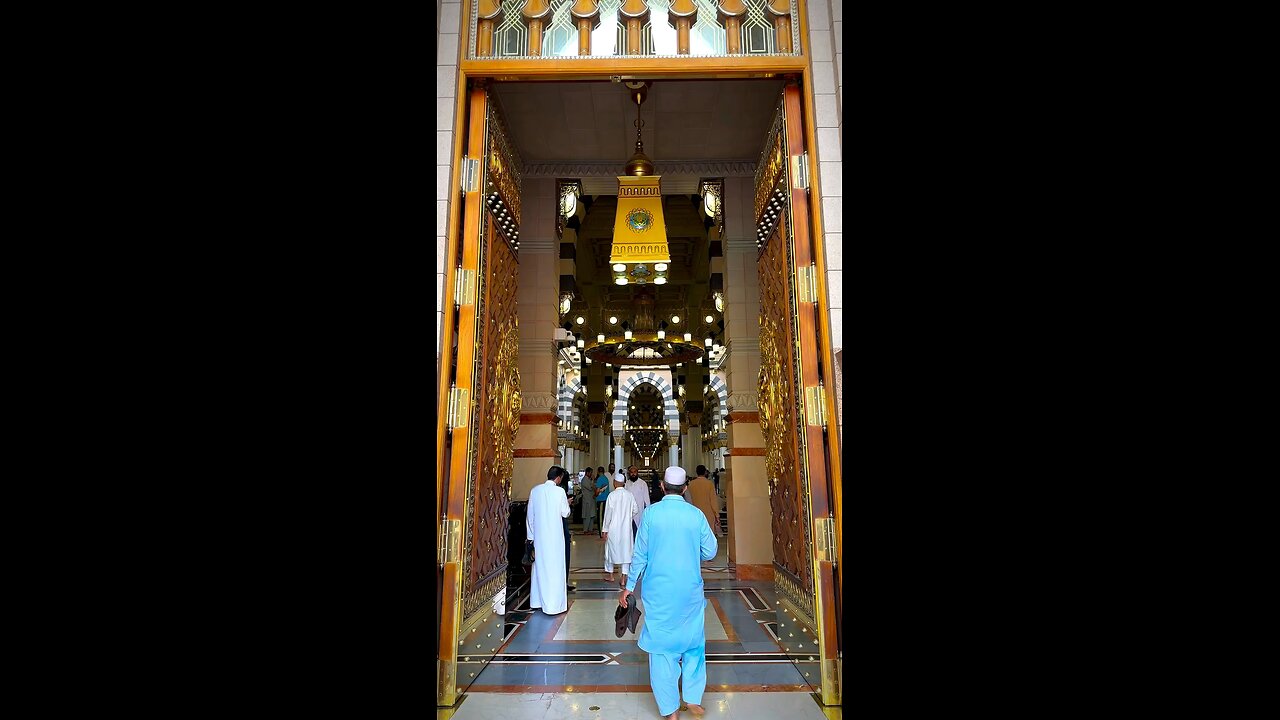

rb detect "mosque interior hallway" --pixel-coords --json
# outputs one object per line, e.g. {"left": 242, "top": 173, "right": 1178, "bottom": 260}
{"left": 440, "top": 525, "right": 840, "bottom": 720}
{"left": 438, "top": 76, "right": 842, "bottom": 717}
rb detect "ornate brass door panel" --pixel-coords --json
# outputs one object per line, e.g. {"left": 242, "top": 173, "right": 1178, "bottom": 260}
{"left": 439, "top": 85, "right": 523, "bottom": 707}
{"left": 755, "top": 80, "right": 840, "bottom": 705}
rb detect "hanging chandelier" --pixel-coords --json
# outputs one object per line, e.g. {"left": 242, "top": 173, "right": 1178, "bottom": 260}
{"left": 591, "top": 82, "right": 701, "bottom": 368}
{"left": 610, "top": 82, "right": 671, "bottom": 288}
{"left": 585, "top": 287, "right": 704, "bottom": 367}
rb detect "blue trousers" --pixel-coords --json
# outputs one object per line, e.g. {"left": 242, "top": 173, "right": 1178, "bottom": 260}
{"left": 648, "top": 644, "right": 706, "bottom": 716}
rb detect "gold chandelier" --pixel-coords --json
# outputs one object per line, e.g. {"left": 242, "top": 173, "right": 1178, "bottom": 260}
{"left": 585, "top": 286, "right": 703, "bottom": 367}
{"left": 610, "top": 82, "right": 671, "bottom": 287}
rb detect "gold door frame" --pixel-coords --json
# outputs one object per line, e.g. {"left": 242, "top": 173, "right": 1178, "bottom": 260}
{"left": 437, "top": 0, "right": 844, "bottom": 705}
{"left": 438, "top": 85, "right": 523, "bottom": 708}
{"left": 754, "top": 80, "right": 840, "bottom": 705}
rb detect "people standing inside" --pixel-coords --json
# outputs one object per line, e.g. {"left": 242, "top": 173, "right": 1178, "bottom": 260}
{"left": 648, "top": 467, "right": 665, "bottom": 505}
{"left": 619, "top": 467, "right": 717, "bottom": 720}
{"left": 579, "top": 466, "right": 598, "bottom": 534}
{"left": 688, "top": 465, "right": 721, "bottom": 538}
{"left": 594, "top": 466, "right": 612, "bottom": 535}
{"left": 528, "top": 465, "right": 571, "bottom": 615}
{"left": 624, "top": 464, "right": 652, "bottom": 540}
{"left": 711, "top": 469, "right": 720, "bottom": 494}
{"left": 601, "top": 473, "right": 639, "bottom": 586}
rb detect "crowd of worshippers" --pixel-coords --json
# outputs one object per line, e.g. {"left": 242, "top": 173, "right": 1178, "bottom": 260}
{"left": 524, "top": 463, "right": 721, "bottom": 720}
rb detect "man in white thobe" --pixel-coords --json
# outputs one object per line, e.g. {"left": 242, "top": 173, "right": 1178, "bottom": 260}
{"left": 527, "top": 465, "right": 571, "bottom": 615}
{"left": 624, "top": 464, "right": 651, "bottom": 539}
{"left": 601, "top": 474, "right": 639, "bottom": 585}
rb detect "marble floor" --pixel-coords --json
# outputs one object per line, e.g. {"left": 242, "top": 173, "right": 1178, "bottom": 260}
{"left": 444, "top": 531, "right": 839, "bottom": 719}
{"left": 438, "top": 691, "right": 840, "bottom": 719}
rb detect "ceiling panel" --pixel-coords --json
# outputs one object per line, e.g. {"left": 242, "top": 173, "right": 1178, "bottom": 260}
{"left": 491, "top": 79, "right": 784, "bottom": 164}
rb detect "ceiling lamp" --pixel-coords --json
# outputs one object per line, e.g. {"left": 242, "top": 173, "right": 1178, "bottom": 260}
{"left": 610, "top": 82, "right": 671, "bottom": 289}
{"left": 584, "top": 287, "right": 704, "bottom": 367}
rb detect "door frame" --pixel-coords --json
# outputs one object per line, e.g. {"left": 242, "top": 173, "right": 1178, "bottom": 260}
{"left": 437, "top": 0, "right": 843, "bottom": 704}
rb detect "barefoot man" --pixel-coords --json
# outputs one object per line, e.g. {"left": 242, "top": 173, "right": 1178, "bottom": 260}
{"left": 618, "top": 466, "right": 718, "bottom": 719}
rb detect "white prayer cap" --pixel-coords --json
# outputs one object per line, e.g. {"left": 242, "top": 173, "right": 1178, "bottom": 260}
{"left": 663, "top": 466, "right": 688, "bottom": 486}
{"left": 614, "top": 474, "right": 626, "bottom": 484}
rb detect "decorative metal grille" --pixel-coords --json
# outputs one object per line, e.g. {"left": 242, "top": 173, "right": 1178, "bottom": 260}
{"left": 691, "top": 0, "right": 726, "bottom": 55}
{"left": 640, "top": 0, "right": 677, "bottom": 55}
{"left": 742, "top": 0, "right": 775, "bottom": 55}
{"left": 470, "top": 0, "right": 800, "bottom": 58}
{"left": 545, "top": 0, "right": 578, "bottom": 56}
{"left": 494, "top": 0, "right": 529, "bottom": 57}
{"left": 588, "top": 0, "right": 624, "bottom": 56}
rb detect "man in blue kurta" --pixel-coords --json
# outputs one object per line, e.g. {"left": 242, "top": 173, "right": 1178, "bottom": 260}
{"left": 618, "top": 466, "right": 718, "bottom": 719}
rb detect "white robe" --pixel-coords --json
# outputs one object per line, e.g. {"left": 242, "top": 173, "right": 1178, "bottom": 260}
{"left": 527, "top": 480, "right": 570, "bottom": 614}
{"left": 625, "top": 478, "right": 651, "bottom": 529}
{"left": 602, "top": 485, "right": 639, "bottom": 567}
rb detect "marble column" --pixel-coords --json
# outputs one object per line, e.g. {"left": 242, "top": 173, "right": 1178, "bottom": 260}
{"left": 590, "top": 427, "right": 605, "bottom": 470}
{"left": 512, "top": 180, "right": 561, "bottom": 500}
{"left": 722, "top": 181, "right": 772, "bottom": 574}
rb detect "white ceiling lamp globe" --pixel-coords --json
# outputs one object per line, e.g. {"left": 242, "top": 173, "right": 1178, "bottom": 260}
{"left": 613, "top": 263, "right": 626, "bottom": 272}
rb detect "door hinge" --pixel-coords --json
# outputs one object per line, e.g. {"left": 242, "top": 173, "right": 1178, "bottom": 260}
{"left": 796, "top": 263, "right": 817, "bottom": 304}
{"left": 454, "top": 268, "right": 476, "bottom": 308}
{"left": 439, "top": 518, "right": 462, "bottom": 566}
{"left": 790, "top": 152, "right": 810, "bottom": 192}
{"left": 804, "top": 384, "right": 828, "bottom": 429}
{"left": 446, "top": 386, "right": 470, "bottom": 431}
{"left": 814, "top": 516, "right": 837, "bottom": 566}
{"left": 460, "top": 157, "right": 481, "bottom": 193}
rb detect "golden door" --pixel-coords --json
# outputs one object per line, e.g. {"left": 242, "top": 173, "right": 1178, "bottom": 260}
{"left": 437, "top": 83, "right": 523, "bottom": 708}
{"left": 756, "top": 79, "right": 841, "bottom": 705}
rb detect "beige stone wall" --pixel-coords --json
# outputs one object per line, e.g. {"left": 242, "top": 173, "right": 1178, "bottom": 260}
{"left": 805, "top": 0, "right": 844, "bottom": 441}
{"left": 437, "top": 0, "right": 463, "bottom": 377}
